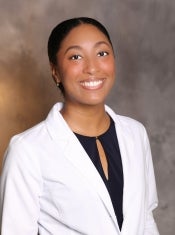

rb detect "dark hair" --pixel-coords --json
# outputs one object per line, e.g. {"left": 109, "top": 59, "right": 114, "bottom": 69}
{"left": 47, "top": 17, "right": 113, "bottom": 65}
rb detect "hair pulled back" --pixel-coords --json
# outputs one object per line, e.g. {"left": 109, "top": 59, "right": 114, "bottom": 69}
{"left": 48, "top": 17, "right": 113, "bottom": 65}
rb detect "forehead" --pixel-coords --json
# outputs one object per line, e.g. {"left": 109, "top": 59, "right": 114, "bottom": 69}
{"left": 60, "top": 24, "right": 110, "bottom": 48}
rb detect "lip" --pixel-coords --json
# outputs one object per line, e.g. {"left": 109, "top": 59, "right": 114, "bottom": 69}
{"left": 80, "top": 78, "right": 105, "bottom": 90}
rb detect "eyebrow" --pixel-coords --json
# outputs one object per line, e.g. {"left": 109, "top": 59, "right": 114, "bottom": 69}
{"left": 64, "top": 41, "right": 111, "bottom": 55}
{"left": 64, "top": 45, "right": 82, "bottom": 55}
{"left": 94, "top": 41, "right": 111, "bottom": 48}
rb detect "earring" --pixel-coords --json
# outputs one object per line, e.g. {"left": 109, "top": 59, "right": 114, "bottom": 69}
{"left": 56, "top": 82, "right": 60, "bottom": 88}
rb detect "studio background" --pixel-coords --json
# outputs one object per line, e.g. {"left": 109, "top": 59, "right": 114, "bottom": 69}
{"left": 0, "top": 0, "right": 174, "bottom": 234}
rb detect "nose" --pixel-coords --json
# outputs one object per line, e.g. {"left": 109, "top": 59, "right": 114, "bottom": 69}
{"left": 83, "top": 57, "right": 99, "bottom": 75}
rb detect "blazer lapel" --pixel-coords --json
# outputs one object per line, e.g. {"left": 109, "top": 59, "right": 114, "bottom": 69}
{"left": 114, "top": 122, "right": 135, "bottom": 217}
{"left": 105, "top": 106, "right": 136, "bottom": 233}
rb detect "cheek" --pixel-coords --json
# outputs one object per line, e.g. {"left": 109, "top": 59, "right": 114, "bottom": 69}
{"left": 58, "top": 64, "right": 82, "bottom": 90}
{"left": 101, "top": 60, "right": 116, "bottom": 76}
{"left": 62, "top": 63, "right": 82, "bottom": 80}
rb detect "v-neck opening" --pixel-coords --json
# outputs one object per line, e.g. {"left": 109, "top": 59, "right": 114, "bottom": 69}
{"left": 74, "top": 116, "right": 124, "bottom": 230}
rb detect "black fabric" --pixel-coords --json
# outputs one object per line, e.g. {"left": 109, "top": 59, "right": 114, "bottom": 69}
{"left": 74, "top": 117, "right": 123, "bottom": 230}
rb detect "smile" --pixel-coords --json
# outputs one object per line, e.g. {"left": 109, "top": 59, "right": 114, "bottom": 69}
{"left": 80, "top": 79, "right": 104, "bottom": 89}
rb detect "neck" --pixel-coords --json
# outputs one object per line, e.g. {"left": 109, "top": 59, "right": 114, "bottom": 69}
{"left": 60, "top": 102, "right": 110, "bottom": 136}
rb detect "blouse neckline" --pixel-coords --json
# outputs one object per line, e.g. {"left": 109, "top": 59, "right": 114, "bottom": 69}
{"left": 74, "top": 116, "right": 113, "bottom": 139}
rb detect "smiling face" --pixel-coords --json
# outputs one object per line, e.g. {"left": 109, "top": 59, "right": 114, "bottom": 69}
{"left": 51, "top": 23, "right": 116, "bottom": 107}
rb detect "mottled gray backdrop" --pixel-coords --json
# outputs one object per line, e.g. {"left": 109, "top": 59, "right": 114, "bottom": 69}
{"left": 0, "top": 0, "right": 174, "bottom": 234}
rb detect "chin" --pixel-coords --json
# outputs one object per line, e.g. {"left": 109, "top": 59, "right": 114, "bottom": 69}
{"left": 80, "top": 97, "right": 106, "bottom": 107}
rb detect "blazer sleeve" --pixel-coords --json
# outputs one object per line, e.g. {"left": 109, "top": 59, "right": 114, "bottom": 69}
{"left": 0, "top": 138, "right": 42, "bottom": 235}
{"left": 143, "top": 128, "right": 160, "bottom": 235}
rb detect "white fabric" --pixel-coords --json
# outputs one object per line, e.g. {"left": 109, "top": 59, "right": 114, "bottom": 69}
{"left": 0, "top": 102, "right": 159, "bottom": 235}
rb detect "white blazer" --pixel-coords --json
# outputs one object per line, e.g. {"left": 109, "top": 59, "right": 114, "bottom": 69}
{"left": 0, "top": 103, "right": 159, "bottom": 235}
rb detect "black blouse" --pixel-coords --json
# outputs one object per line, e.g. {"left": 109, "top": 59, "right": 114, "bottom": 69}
{"left": 74, "top": 117, "right": 124, "bottom": 230}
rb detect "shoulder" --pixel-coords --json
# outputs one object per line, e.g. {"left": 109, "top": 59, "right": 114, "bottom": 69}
{"left": 106, "top": 105, "right": 145, "bottom": 129}
{"left": 2, "top": 121, "right": 46, "bottom": 171}
{"left": 106, "top": 105, "right": 152, "bottom": 158}
{"left": 9, "top": 102, "right": 64, "bottom": 148}
{"left": 5, "top": 102, "right": 65, "bottom": 163}
{"left": 116, "top": 114, "right": 145, "bottom": 132}
{"left": 9, "top": 121, "right": 46, "bottom": 149}
{"left": 105, "top": 105, "right": 151, "bottom": 157}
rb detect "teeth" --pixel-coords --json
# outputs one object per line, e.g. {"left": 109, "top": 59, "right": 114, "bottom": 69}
{"left": 81, "top": 80, "right": 103, "bottom": 88}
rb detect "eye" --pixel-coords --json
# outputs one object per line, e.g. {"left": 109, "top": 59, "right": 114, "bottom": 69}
{"left": 70, "top": 55, "right": 82, "bottom": 60}
{"left": 97, "top": 51, "right": 109, "bottom": 57}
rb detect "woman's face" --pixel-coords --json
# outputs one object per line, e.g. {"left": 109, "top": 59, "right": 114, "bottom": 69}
{"left": 51, "top": 24, "right": 116, "bottom": 107}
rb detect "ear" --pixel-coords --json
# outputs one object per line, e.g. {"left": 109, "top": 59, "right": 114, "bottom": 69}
{"left": 50, "top": 63, "right": 61, "bottom": 84}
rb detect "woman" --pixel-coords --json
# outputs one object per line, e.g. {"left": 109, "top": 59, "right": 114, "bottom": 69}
{"left": 0, "top": 17, "right": 159, "bottom": 235}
